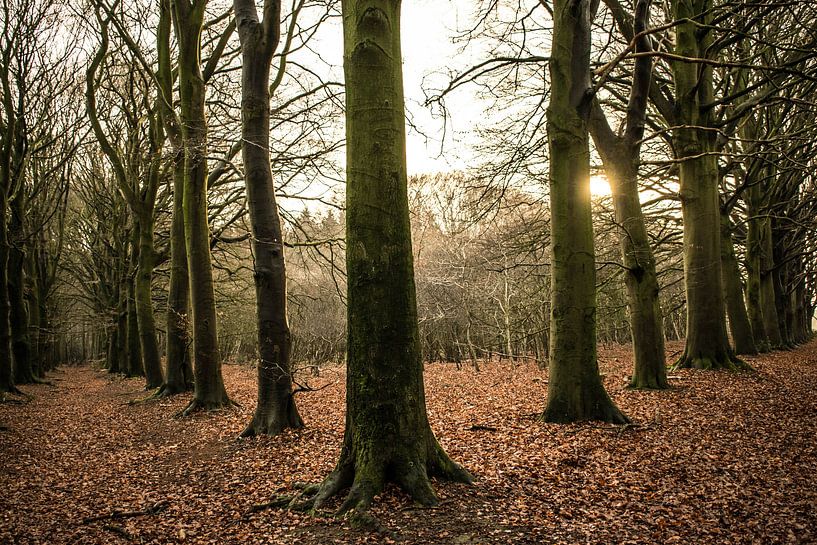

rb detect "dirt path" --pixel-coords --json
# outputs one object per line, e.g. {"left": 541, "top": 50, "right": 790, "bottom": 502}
{"left": 2, "top": 342, "right": 817, "bottom": 544}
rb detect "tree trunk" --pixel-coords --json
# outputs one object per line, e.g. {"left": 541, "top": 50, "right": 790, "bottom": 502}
{"left": 157, "top": 0, "right": 192, "bottom": 397}
{"left": 9, "top": 194, "right": 35, "bottom": 383}
{"left": 235, "top": 0, "right": 303, "bottom": 436}
{"left": 720, "top": 211, "right": 757, "bottom": 355}
{"left": 135, "top": 209, "right": 163, "bottom": 388}
{"left": 162, "top": 155, "right": 193, "bottom": 395}
{"left": 126, "top": 271, "right": 143, "bottom": 377}
{"left": 172, "top": 0, "right": 232, "bottom": 413}
{"left": 295, "top": 0, "right": 471, "bottom": 515}
{"left": 759, "top": 218, "right": 782, "bottom": 347}
{"left": 671, "top": 0, "right": 747, "bottom": 371}
{"left": 745, "top": 185, "right": 770, "bottom": 351}
{"left": 0, "top": 189, "right": 15, "bottom": 394}
{"left": 543, "top": 0, "right": 629, "bottom": 422}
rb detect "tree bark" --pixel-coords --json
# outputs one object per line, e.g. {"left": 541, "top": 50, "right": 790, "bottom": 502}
{"left": 588, "top": 0, "right": 667, "bottom": 390}
{"left": 9, "top": 193, "right": 35, "bottom": 382}
{"left": 125, "top": 225, "right": 143, "bottom": 378}
{"left": 234, "top": 0, "right": 303, "bottom": 437}
{"left": 161, "top": 155, "right": 194, "bottom": 395}
{"left": 671, "top": 0, "right": 748, "bottom": 371}
{"left": 720, "top": 211, "right": 757, "bottom": 355}
{"left": 135, "top": 208, "right": 163, "bottom": 388}
{"left": 157, "top": 0, "right": 192, "bottom": 397}
{"left": 759, "top": 217, "right": 782, "bottom": 347}
{"left": 543, "top": 0, "right": 629, "bottom": 422}
{"left": 295, "top": 0, "right": 471, "bottom": 515}
{"left": 172, "top": 0, "right": 232, "bottom": 413}
{"left": 744, "top": 184, "right": 770, "bottom": 351}
{"left": 0, "top": 189, "right": 14, "bottom": 393}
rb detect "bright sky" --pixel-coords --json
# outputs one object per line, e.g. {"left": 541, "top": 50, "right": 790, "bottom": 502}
{"left": 400, "top": 0, "right": 476, "bottom": 175}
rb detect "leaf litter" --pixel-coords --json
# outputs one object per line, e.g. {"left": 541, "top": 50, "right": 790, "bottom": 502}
{"left": 1, "top": 340, "right": 816, "bottom": 544}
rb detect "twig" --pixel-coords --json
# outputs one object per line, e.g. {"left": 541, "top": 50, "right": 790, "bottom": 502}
{"left": 467, "top": 424, "right": 498, "bottom": 432}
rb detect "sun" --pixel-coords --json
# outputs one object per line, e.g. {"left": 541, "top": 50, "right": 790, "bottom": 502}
{"left": 589, "top": 175, "right": 612, "bottom": 197}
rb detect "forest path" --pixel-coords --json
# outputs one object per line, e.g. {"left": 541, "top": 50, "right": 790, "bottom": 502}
{"left": 2, "top": 342, "right": 817, "bottom": 544}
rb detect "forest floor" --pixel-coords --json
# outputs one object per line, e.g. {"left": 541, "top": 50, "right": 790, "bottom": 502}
{"left": 2, "top": 341, "right": 817, "bottom": 544}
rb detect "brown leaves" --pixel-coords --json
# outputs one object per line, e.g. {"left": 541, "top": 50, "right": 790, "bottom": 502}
{"left": 1, "top": 341, "right": 817, "bottom": 543}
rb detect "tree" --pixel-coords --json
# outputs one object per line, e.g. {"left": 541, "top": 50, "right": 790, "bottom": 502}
{"left": 85, "top": 12, "right": 164, "bottom": 388}
{"left": 292, "top": 0, "right": 471, "bottom": 516}
{"left": 589, "top": 0, "right": 667, "bottom": 388}
{"left": 234, "top": 0, "right": 303, "bottom": 436}
{"left": 668, "top": 0, "right": 748, "bottom": 370}
{"left": 542, "top": 0, "right": 628, "bottom": 423}
{"left": 171, "top": 0, "right": 233, "bottom": 413}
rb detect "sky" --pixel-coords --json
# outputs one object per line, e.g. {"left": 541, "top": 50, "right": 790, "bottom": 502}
{"left": 400, "top": 0, "right": 477, "bottom": 175}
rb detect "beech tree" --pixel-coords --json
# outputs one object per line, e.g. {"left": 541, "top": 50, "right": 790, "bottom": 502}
{"left": 588, "top": 0, "right": 667, "bottom": 388}
{"left": 543, "top": 0, "right": 628, "bottom": 423}
{"left": 234, "top": 0, "right": 303, "bottom": 436}
{"left": 292, "top": 0, "right": 471, "bottom": 515}
{"left": 86, "top": 12, "right": 165, "bottom": 389}
{"left": 171, "top": 0, "right": 233, "bottom": 413}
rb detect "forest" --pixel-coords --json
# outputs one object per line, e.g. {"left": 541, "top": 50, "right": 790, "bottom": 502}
{"left": 1, "top": 0, "right": 816, "bottom": 543}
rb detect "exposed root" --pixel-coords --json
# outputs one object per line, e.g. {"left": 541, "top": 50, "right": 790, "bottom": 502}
{"left": 239, "top": 407, "right": 303, "bottom": 438}
{"left": 1, "top": 387, "right": 33, "bottom": 403}
{"left": 672, "top": 352, "right": 753, "bottom": 372}
{"left": 175, "top": 397, "right": 238, "bottom": 418}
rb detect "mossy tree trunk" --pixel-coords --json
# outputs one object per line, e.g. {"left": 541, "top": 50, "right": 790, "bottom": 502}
{"left": 671, "top": 0, "right": 748, "bottom": 371}
{"left": 172, "top": 0, "right": 232, "bottom": 413}
{"left": 125, "top": 224, "right": 143, "bottom": 378}
{"left": 541, "top": 0, "right": 629, "bottom": 422}
{"left": 235, "top": 0, "right": 303, "bottom": 436}
{"left": 589, "top": 0, "right": 667, "bottom": 390}
{"left": 295, "top": 0, "right": 471, "bottom": 515}
{"left": 0, "top": 184, "right": 14, "bottom": 394}
{"left": 157, "top": 0, "right": 192, "bottom": 396}
{"left": 720, "top": 210, "right": 757, "bottom": 355}
{"left": 8, "top": 193, "right": 36, "bottom": 383}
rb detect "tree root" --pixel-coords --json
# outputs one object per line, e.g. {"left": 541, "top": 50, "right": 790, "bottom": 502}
{"left": 129, "top": 384, "right": 191, "bottom": 405}
{"left": 672, "top": 352, "right": 753, "bottom": 372}
{"left": 239, "top": 406, "right": 303, "bottom": 438}
{"left": 1, "top": 387, "right": 33, "bottom": 404}
{"left": 175, "top": 397, "right": 239, "bottom": 418}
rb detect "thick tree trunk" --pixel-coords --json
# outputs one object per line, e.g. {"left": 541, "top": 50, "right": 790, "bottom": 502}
{"left": 771, "top": 228, "right": 793, "bottom": 348}
{"left": 543, "top": 0, "right": 629, "bottom": 421}
{"left": 9, "top": 195, "right": 35, "bottom": 383}
{"left": 157, "top": 0, "right": 192, "bottom": 397}
{"left": 126, "top": 283, "right": 143, "bottom": 377}
{"left": 0, "top": 191, "right": 15, "bottom": 394}
{"left": 720, "top": 212, "right": 757, "bottom": 355}
{"left": 135, "top": 210, "right": 163, "bottom": 388}
{"left": 116, "top": 298, "right": 128, "bottom": 374}
{"left": 173, "top": 0, "right": 232, "bottom": 413}
{"left": 588, "top": 0, "right": 666, "bottom": 389}
{"left": 162, "top": 158, "right": 193, "bottom": 395}
{"left": 671, "top": 0, "right": 747, "bottom": 371}
{"left": 296, "top": 0, "right": 471, "bottom": 514}
{"left": 106, "top": 326, "right": 120, "bottom": 373}
{"left": 612, "top": 163, "right": 667, "bottom": 388}
{"left": 235, "top": 0, "right": 303, "bottom": 437}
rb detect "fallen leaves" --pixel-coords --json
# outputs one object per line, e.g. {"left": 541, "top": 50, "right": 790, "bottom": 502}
{"left": 1, "top": 340, "right": 816, "bottom": 543}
